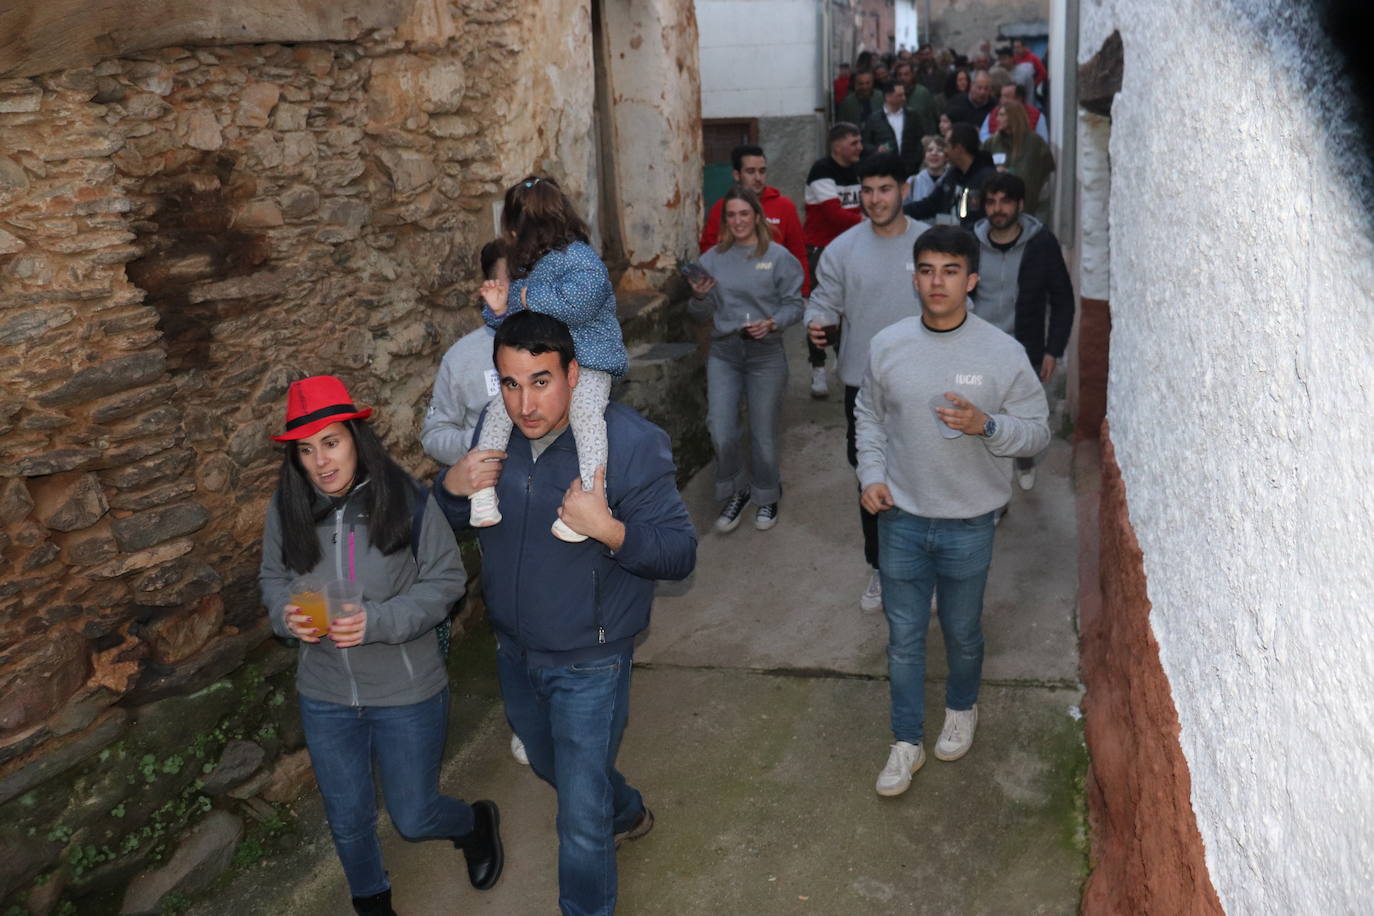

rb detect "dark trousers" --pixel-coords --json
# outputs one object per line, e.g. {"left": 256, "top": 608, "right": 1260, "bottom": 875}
{"left": 844, "top": 385, "right": 880, "bottom": 570}
{"left": 806, "top": 246, "right": 842, "bottom": 368}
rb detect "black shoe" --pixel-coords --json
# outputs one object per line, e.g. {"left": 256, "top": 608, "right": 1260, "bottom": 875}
{"left": 454, "top": 800, "right": 504, "bottom": 891}
{"left": 352, "top": 889, "right": 397, "bottom": 916}
{"left": 614, "top": 805, "right": 654, "bottom": 849}
{"left": 714, "top": 488, "right": 750, "bottom": 533}
{"left": 754, "top": 503, "right": 778, "bottom": 531}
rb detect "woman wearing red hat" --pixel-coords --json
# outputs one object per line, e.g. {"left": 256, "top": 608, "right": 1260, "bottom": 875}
{"left": 258, "top": 375, "right": 503, "bottom": 915}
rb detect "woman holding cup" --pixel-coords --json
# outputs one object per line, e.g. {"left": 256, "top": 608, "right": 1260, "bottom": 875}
{"left": 258, "top": 375, "right": 501, "bottom": 915}
{"left": 687, "top": 187, "right": 805, "bottom": 533}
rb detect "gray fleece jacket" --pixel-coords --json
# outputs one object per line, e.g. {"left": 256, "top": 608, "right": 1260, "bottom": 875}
{"left": 854, "top": 313, "right": 1050, "bottom": 518}
{"left": 690, "top": 241, "right": 804, "bottom": 339}
{"left": 970, "top": 213, "right": 1042, "bottom": 334}
{"left": 803, "top": 216, "right": 929, "bottom": 388}
{"left": 259, "top": 479, "right": 466, "bottom": 707}
{"left": 420, "top": 325, "right": 498, "bottom": 464}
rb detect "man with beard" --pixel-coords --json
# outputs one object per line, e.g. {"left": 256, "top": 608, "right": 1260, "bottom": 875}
{"left": 804, "top": 152, "right": 930, "bottom": 613}
{"left": 970, "top": 173, "right": 1074, "bottom": 490}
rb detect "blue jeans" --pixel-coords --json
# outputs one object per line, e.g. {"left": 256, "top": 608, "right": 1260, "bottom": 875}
{"left": 877, "top": 508, "right": 997, "bottom": 744}
{"left": 299, "top": 689, "right": 475, "bottom": 898}
{"left": 497, "top": 644, "right": 644, "bottom": 916}
{"left": 706, "top": 335, "right": 788, "bottom": 504}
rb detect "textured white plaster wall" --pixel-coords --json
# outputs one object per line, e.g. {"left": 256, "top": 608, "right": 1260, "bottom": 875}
{"left": 895, "top": 0, "right": 919, "bottom": 51}
{"left": 1082, "top": 0, "right": 1374, "bottom": 911}
{"left": 697, "top": 0, "right": 820, "bottom": 118}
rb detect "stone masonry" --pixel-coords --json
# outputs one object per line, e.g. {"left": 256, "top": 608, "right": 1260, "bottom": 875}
{"left": 0, "top": 1, "right": 703, "bottom": 911}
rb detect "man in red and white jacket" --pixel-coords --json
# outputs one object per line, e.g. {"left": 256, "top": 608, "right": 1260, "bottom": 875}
{"left": 799, "top": 122, "right": 864, "bottom": 397}
{"left": 699, "top": 144, "right": 809, "bottom": 297}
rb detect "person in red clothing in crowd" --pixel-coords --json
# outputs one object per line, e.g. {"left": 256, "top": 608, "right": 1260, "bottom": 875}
{"left": 1012, "top": 38, "right": 1047, "bottom": 86}
{"left": 699, "top": 145, "right": 809, "bottom": 297}
{"left": 834, "top": 62, "right": 852, "bottom": 105}
{"left": 801, "top": 122, "right": 864, "bottom": 399}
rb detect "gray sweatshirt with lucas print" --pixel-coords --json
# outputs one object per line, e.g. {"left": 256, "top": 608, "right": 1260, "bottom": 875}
{"left": 854, "top": 312, "right": 1050, "bottom": 519}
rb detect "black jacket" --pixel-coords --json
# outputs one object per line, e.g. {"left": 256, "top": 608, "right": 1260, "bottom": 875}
{"left": 902, "top": 151, "right": 998, "bottom": 227}
{"left": 945, "top": 93, "right": 994, "bottom": 128}
{"left": 861, "top": 108, "right": 928, "bottom": 174}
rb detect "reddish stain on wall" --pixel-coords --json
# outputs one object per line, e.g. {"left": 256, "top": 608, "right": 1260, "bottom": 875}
{"left": 1078, "top": 427, "right": 1224, "bottom": 916}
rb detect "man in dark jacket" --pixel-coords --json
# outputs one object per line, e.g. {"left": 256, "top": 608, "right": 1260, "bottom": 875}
{"left": 436, "top": 311, "right": 697, "bottom": 916}
{"left": 862, "top": 82, "right": 928, "bottom": 175}
{"left": 893, "top": 61, "right": 939, "bottom": 141}
{"left": 944, "top": 69, "right": 995, "bottom": 128}
{"left": 970, "top": 172, "right": 1075, "bottom": 490}
{"left": 836, "top": 69, "right": 879, "bottom": 126}
{"left": 903, "top": 123, "right": 998, "bottom": 227}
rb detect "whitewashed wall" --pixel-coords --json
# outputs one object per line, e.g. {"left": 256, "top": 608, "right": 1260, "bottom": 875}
{"left": 1081, "top": 0, "right": 1374, "bottom": 911}
{"left": 895, "top": 0, "right": 918, "bottom": 51}
{"left": 697, "top": 0, "right": 819, "bottom": 118}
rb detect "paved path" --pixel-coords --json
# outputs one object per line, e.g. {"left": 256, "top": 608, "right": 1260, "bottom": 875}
{"left": 200, "top": 326, "right": 1086, "bottom": 916}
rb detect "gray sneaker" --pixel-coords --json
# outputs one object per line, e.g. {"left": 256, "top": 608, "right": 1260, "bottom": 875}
{"left": 614, "top": 805, "right": 654, "bottom": 848}
{"left": 714, "top": 489, "right": 750, "bottom": 533}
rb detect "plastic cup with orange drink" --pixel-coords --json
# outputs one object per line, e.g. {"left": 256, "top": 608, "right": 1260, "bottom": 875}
{"left": 289, "top": 575, "right": 330, "bottom": 637}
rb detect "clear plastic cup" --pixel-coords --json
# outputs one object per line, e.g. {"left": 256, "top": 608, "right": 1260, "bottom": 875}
{"left": 324, "top": 579, "right": 365, "bottom": 621}
{"left": 929, "top": 393, "right": 964, "bottom": 439}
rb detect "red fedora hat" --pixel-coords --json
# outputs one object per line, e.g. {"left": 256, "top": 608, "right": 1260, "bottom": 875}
{"left": 272, "top": 375, "right": 373, "bottom": 442}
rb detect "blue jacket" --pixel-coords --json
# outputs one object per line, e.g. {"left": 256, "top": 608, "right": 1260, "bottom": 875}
{"left": 483, "top": 241, "right": 629, "bottom": 377}
{"left": 434, "top": 402, "right": 696, "bottom": 664}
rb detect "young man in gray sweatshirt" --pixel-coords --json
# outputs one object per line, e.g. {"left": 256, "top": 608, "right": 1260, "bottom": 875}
{"left": 854, "top": 225, "right": 1050, "bottom": 797}
{"left": 804, "top": 152, "right": 930, "bottom": 613}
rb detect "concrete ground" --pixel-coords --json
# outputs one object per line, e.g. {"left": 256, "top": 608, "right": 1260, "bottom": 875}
{"left": 196, "top": 325, "right": 1086, "bottom": 916}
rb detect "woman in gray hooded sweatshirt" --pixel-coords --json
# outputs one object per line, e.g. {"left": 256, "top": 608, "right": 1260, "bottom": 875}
{"left": 258, "top": 375, "right": 502, "bottom": 915}
{"left": 687, "top": 186, "right": 805, "bottom": 533}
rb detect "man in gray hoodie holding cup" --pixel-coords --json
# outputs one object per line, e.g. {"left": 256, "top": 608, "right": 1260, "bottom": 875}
{"left": 854, "top": 224, "right": 1049, "bottom": 798}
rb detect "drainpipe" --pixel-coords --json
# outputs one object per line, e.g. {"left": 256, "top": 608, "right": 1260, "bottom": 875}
{"left": 924, "top": 0, "right": 932, "bottom": 44}
{"left": 1050, "top": 0, "right": 1080, "bottom": 243}
{"left": 819, "top": 0, "right": 832, "bottom": 149}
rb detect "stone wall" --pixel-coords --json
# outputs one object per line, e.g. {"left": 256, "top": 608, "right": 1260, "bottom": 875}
{"left": 0, "top": 1, "right": 704, "bottom": 911}
{"left": 925, "top": 0, "right": 1047, "bottom": 54}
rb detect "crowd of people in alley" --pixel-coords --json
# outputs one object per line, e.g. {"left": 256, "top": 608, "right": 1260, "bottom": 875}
{"left": 255, "top": 35, "right": 1075, "bottom": 914}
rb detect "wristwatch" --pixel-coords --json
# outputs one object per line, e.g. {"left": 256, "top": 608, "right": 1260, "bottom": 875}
{"left": 980, "top": 416, "right": 998, "bottom": 439}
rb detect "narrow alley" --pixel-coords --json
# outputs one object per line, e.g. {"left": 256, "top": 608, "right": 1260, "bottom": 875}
{"left": 196, "top": 325, "right": 1086, "bottom": 916}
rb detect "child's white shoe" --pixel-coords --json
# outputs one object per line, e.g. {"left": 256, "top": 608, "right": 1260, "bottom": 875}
{"left": 470, "top": 487, "right": 501, "bottom": 526}
{"left": 551, "top": 517, "right": 589, "bottom": 542}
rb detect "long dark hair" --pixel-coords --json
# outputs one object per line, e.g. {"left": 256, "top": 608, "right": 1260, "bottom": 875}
{"left": 502, "top": 176, "right": 591, "bottom": 279}
{"left": 275, "top": 419, "right": 417, "bottom": 574}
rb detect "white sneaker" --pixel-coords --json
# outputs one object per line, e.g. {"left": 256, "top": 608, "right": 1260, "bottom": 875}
{"left": 810, "top": 366, "right": 829, "bottom": 399}
{"left": 875, "top": 741, "right": 925, "bottom": 796}
{"left": 859, "top": 569, "right": 882, "bottom": 611}
{"left": 934, "top": 705, "right": 978, "bottom": 761}
{"left": 551, "top": 517, "right": 589, "bottom": 542}
{"left": 510, "top": 733, "right": 529, "bottom": 766}
{"left": 470, "top": 487, "right": 501, "bottom": 526}
{"left": 1017, "top": 466, "right": 1036, "bottom": 491}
